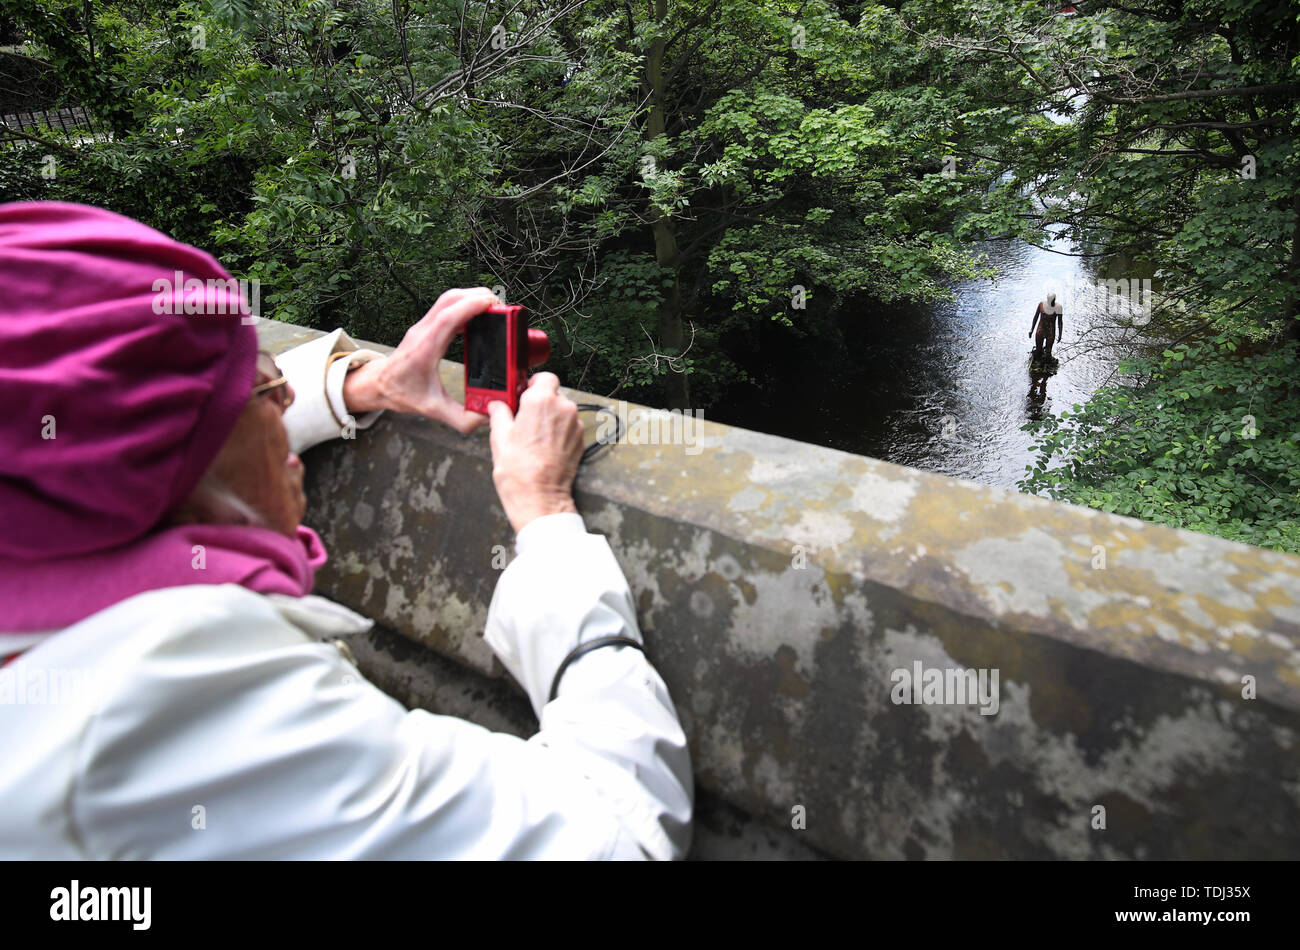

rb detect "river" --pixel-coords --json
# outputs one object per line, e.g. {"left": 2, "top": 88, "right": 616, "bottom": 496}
{"left": 712, "top": 224, "right": 1148, "bottom": 490}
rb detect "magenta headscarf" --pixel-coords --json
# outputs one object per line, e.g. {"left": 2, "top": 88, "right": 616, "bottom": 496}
{"left": 0, "top": 201, "right": 326, "bottom": 635}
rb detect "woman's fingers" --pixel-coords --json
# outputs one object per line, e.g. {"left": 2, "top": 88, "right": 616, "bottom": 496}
{"left": 523, "top": 371, "right": 561, "bottom": 398}
{"left": 379, "top": 287, "right": 515, "bottom": 434}
{"left": 402, "top": 287, "right": 501, "bottom": 365}
{"left": 486, "top": 380, "right": 581, "bottom": 533}
{"left": 408, "top": 380, "right": 490, "bottom": 434}
{"left": 487, "top": 400, "right": 514, "bottom": 451}
{"left": 427, "top": 288, "right": 501, "bottom": 357}
{"left": 441, "top": 402, "right": 490, "bottom": 435}
{"left": 403, "top": 288, "right": 473, "bottom": 343}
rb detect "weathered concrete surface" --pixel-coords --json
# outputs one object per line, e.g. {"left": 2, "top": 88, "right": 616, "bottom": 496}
{"left": 260, "top": 319, "right": 1300, "bottom": 860}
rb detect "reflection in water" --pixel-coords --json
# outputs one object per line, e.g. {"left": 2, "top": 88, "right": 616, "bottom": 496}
{"left": 1026, "top": 360, "right": 1053, "bottom": 422}
{"left": 713, "top": 225, "right": 1152, "bottom": 489}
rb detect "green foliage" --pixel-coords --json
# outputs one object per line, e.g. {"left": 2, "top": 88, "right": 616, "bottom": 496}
{"left": 4, "top": 0, "right": 1299, "bottom": 554}
{"left": 0, "top": 0, "right": 1045, "bottom": 407}
{"left": 1020, "top": 339, "right": 1300, "bottom": 553}
{"left": 1, "top": 141, "right": 253, "bottom": 251}
{"left": 946, "top": 0, "right": 1300, "bottom": 338}
{"left": 913, "top": 0, "right": 1300, "bottom": 552}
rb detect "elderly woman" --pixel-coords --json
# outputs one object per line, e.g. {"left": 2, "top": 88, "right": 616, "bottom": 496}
{"left": 0, "top": 201, "right": 692, "bottom": 859}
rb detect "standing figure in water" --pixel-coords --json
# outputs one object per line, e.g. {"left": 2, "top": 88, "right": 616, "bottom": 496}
{"left": 1029, "top": 292, "right": 1063, "bottom": 361}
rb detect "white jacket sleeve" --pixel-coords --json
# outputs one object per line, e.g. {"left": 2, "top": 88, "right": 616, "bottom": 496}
{"left": 71, "top": 576, "right": 691, "bottom": 860}
{"left": 483, "top": 513, "right": 694, "bottom": 859}
{"left": 275, "top": 328, "right": 386, "bottom": 455}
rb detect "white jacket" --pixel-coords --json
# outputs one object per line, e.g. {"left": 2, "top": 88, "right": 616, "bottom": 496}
{"left": 0, "top": 330, "right": 693, "bottom": 859}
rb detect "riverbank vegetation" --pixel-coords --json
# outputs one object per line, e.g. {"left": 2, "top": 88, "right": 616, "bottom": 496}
{"left": 987, "top": 0, "right": 1300, "bottom": 553}
{"left": 2, "top": 0, "right": 1296, "bottom": 550}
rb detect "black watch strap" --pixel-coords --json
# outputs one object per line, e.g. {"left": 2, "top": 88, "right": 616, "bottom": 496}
{"left": 548, "top": 636, "right": 646, "bottom": 704}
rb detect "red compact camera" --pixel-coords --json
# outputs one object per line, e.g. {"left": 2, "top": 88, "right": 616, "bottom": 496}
{"left": 463, "top": 304, "right": 550, "bottom": 414}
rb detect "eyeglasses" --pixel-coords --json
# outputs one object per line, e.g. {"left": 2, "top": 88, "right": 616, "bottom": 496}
{"left": 252, "top": 350, "right": 294, "bottom": 411}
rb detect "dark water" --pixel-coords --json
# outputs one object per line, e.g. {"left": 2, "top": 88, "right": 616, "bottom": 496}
{"left": 713, "top": 226, "right": 1146, "bottom": 489}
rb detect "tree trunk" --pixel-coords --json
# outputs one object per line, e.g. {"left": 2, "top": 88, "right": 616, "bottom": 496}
{"left": 645, "top": 0, "right": 691, "bottom": 409}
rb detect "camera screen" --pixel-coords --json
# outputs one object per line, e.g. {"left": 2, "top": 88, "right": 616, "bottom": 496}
{"left": 466, "top": 311, "right": 509, "bottom": 390}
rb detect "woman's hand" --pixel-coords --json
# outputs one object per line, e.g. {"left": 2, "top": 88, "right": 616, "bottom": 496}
{"left": 343, "top": 287, "right": 501, "bottom": 434}
{"left": 486, "top": 373, "right": 583, "bottom": 533}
